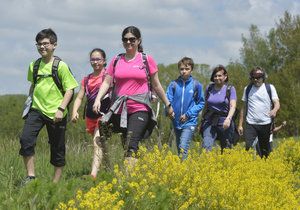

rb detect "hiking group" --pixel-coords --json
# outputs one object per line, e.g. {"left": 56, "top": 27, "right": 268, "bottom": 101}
{"left": 19, "top": 26, "right": 283, "bottom": 184}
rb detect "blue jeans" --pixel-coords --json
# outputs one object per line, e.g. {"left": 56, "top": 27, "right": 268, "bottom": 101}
{"left": 174, "top": 126, "right": 195, "bottom": 160}
{"left": 202, "top": 122, "right": 233, "bottom": 151}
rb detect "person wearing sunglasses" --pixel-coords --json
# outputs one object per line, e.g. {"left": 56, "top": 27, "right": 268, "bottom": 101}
{"left": 238, "top": 67, "right": 280, "bottom": 158}
{"left": 93, "top": 26, "right": 173, "bottom": 166}
{"left": 71, "top": 48, "right": 111, "bottom": 179}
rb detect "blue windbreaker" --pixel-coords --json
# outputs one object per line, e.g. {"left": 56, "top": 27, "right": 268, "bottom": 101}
{"left": 166, "top": 76, "right": 205, "bottom": 129}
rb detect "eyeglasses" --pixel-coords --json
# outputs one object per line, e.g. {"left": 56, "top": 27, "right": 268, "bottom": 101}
{"left": 35, "top": 42, "right": 52, "bottom": 48}
{"left": 122, "top": 37, "right": 137, "bottom": 43}
{"left": 90, "top": 58, "right": 104, "bottom": 63}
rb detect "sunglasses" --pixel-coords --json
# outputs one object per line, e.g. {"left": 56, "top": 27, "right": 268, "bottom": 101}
{"left": 251, "top": 76, "right": 263, "bottom": 80}
{"left": 122, "top": 37, "right": 137, "bottom": 43}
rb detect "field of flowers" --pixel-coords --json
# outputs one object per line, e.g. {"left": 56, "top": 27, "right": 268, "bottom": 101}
{"left": 58, "top": 138, "right": 300, "bottom": 209}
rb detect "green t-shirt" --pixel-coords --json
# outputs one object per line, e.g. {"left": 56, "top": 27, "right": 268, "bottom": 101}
{"left": 27, "top": 58, "right": 78, "bottom": 119}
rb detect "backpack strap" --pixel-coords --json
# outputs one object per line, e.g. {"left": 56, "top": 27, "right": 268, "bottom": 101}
{"left": 193, "top": 79, "right": 200, "bottom": 104}
{"left": 141, "top": 52, "right": 151, "bottom": 91}
{"left": 265, "top": 83, "right": 273, "bottom": 108}
{"left": 245, "top": 84, "right": 253, "bottom": 118}
{"left": 171, "top": 79, "right": 178, "bottom": 95}
{"left": 205, "top": 83, "right": 214, "bottom": 101}
{"left": 171, "top": 79, "right": 199, "bottom": 103}
{"left": 111, "top": 53, "right": 124, "bottom": 101}
{"left": 245, "top": 84, "right": 253, "bottom": 102}
{"left": 112, "top": 53, "right": 124, "bottom": 80}
{"left": 84, "top": 73, "right": 93, "bottom": 97}
{"left": 33, "top": 58, "right": 42, "bottom": 88}
{"left": 245, "top": 83, "right": 274, "bottom": 117}
{"left": 226, "top": 85, "right": 232, "bottom": 101}
{"left": 51, "top": 56, "right": 64, "bottom": 94}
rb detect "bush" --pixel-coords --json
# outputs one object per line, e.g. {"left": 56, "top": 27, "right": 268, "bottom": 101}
{"left": 59, "top": 140, "right": 300, "bottom": 209}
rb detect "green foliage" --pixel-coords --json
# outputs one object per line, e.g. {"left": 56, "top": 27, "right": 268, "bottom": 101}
{"left": 239, "top": 11, "right": 300, "bottom": 137}
{"left": 0, "top": 95, "right": 26, "bottom": 139}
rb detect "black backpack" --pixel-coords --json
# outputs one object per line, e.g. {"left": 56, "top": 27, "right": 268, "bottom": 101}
{"left": 205, "top": 83, "right": 239, "bottom": 121}
{"left": 32, "top": 56, "right": 74, "bottom": 108}
{"left": 245, "top": 83, "right": 273, "bottom": 111}
{"left": 83, "top": 73, "right": 111, "bottom": 119}
{"left": 200, "top": 84, "right": 239, "bottom": 144}
{"left": 112, "top": 53, "right": 151, "bottom": 101}
{"left": 245, "top": 83, "right": 274, "bottom": 133}
{"left": 170, "top": 78, "right": 201, "bottom": 104}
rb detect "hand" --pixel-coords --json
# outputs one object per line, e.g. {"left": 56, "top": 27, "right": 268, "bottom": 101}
{"left": 269, "top": 109, "right": 277, "bottom": 118}
{"left": 180, "top": 114, "right": 187, "bottom": 123}
{"left": 223, "top": 117, "right": 231, "bottom": 129}
{"left": 71, "top": 112, "right": 79, "bottom": 123}
{"left": 282, "top": 121, "right": 287, "bottom": 127}
{"left": 93, "top": 101, "right": 101, "bottom": 114}
{"left": 54, "top": 109, "right": 64, "bottom": 123}
{"left": 238, "top": 126, "right": 243, "bottom": 136}
{"left": 167, "top": 105, "right": 174, "bottom": 120}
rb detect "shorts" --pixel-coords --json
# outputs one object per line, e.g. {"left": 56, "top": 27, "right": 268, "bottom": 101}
{"left": 85, "top": 117, "right": 101, "bottom": 135}
{"left": 19, "top": 109, "right": 67, "bottom": 167}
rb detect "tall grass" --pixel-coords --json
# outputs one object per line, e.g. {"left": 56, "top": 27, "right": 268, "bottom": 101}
{"left": 0, "top": 128, "right": 129, "bottom": 209}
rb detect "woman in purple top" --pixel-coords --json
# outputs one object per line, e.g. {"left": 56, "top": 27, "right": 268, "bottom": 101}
{"left": 201, "top": 65, "right": 237, "bottom": 151}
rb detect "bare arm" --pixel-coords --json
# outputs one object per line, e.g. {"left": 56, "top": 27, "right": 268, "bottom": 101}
{"left": 238, "top": 103, "right": 245, "bottom": 136}
{"left": 269, "top": 99, "right": 280, "bottom": 118}
{"left": 71, "top": 85, "right": 85, "bottom": 122}
{"left": 150, "top": 72, "right": 173, "bottom": 117}
{"left": 93, "top": 75, "right": 112, "bottom": 113}
{"left": 54, "top": 89, "right": 74, "bottom": 123}
{"left": 223, "top": 99, "right": 236, "bottom": 129}
{"left": 273, "top": 120, "right": 286, "bottom": 133}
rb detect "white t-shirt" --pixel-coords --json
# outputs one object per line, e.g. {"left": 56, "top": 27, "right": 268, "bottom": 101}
{"left": 242, "top": 83, "right": 279, "bottom": 125}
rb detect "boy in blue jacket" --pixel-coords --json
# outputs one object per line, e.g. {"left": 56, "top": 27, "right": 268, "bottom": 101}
{"left": 166, "top": 57, "right": 205, "bottom": 159}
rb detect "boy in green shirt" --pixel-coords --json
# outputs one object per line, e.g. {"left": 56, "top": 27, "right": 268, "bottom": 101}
{"left": 19, "top": 28, "right": 78, "bottom": 183}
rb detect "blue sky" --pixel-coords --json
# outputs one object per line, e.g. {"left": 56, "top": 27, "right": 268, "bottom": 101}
{"left": 0, "top": 0, "right": 299, "bottom": 94}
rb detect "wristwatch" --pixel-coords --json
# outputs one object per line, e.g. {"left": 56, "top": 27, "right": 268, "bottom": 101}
{"left": 58, "top": 107, "right": 65, "bottom": 112}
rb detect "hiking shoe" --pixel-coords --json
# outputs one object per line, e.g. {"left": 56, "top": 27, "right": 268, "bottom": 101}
{"left": 21, "top": 176, "right": 35, "bottom": 186}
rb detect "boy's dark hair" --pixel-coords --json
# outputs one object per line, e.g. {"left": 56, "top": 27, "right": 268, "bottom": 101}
{"left": 210, "top": 64, "right": 228, "bottom": 82}
{"left": 90, "top": 48, "right": 107, "bottom": 66}
{"left": 178, "top": 57, "right": 194, "bottom": 70}
{"left": 35, "top": 28, "right": 57, "bottom": 44}
{"left": 122, "top": 26, "right": 143, "bottom": 52}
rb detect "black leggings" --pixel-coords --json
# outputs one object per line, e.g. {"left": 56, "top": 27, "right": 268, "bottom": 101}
{"left": 109, "top": 111, "right": 150, "bottom": 157}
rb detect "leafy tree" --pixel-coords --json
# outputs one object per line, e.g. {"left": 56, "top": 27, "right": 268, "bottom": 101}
{"left": 239, "top": 11, "right": 300, "bottom": 137}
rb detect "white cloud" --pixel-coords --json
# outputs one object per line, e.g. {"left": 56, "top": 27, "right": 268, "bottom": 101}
{"left": 0, "top": 0, "right": 299, "bottom": 94}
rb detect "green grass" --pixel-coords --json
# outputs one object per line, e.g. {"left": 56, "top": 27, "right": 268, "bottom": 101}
{"left": 0, "top": 131, "right": 121, "bottom": 210}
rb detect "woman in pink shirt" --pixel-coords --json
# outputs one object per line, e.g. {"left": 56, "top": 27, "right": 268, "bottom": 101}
{"left": 93, "top": 26, "right": 173, "bottom": 164}
{"left": 72, "top": 48, "right": 110, "bottom": 179}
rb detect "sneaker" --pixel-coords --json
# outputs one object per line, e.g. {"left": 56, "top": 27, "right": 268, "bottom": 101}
{"left": 21, "top": 176, "right": 35, "bottom": 186}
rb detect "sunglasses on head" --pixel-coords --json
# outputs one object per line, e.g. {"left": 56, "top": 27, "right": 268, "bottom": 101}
{"left": 122, "top": 37, "right": 137, "bottom": 43}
